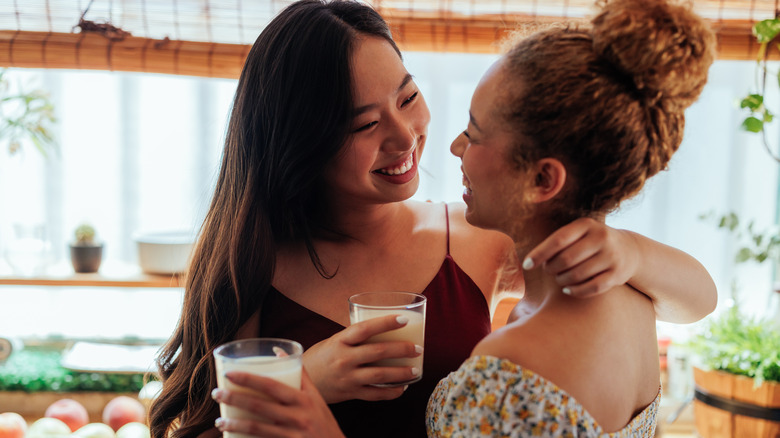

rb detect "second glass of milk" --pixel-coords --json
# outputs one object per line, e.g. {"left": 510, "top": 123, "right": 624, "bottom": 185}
{"left": 348, "top": 291, "right": 427, "bottom": 387}
{"left": 213, "top": 338, "right": 304, "bottom": 438}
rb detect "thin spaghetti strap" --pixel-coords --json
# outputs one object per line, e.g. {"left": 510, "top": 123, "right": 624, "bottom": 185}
{"left": 444, "top": 203, "right": 450, "bottom": 255}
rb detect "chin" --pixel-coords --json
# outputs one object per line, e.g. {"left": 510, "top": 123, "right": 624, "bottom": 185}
{"left": 463, "top": 209, "right": 486, "bottom": 228}
{"left": 402, "top": 175, "right": 421, "bottom": 199}
{"left": 465, "top": 209, "right": 510, "bottom": 235}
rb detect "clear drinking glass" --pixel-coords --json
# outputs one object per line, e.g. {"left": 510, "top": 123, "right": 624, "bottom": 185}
{"left": 348, "top": 291, "right": 426, "bottom": 387}
{"left": 213, "top": 338, "right": 303, "bottom": 438}
{"left": 4, "top": 223, "right": 49, "bottom": 276}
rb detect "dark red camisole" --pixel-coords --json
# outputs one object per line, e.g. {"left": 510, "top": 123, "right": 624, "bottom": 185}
{"left": 259, "top": 204, "right": 492, "bottom": 437}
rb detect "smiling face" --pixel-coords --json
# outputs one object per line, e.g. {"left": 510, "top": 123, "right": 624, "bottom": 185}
{"left": 322, "top": 36, "right": 431, "bottom": 207}
{"left": 450, "top": 59, "right": 531, "bottom": 236}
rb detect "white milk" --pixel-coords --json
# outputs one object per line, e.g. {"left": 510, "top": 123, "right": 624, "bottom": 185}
{"left": 351, "top": 308, "right": 425, "bottom": 370}
{"left": 215, "top": 356, "right": 302, "bottom": 438}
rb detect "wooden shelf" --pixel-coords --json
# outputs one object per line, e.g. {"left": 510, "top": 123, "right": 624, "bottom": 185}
{"left": 0, "top": 260, "right": 182, "bottom": 288}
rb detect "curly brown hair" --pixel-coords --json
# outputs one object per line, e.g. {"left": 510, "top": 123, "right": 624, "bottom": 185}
{"left": 502, "top": 0, "right": 715, "bottom": 224}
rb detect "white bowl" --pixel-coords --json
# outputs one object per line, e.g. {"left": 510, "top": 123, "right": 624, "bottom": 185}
{"left": 134, "top": 231, "right": 196, "bottom": 275}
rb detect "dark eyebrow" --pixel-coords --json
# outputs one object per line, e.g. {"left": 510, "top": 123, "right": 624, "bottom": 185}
{"left": 353, "top": 73, "right": 415, "bottom": 117}
{"left": 469, "top": 111, "right": 482, "bottom": 132}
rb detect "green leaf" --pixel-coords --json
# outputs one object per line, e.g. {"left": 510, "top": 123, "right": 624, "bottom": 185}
{"left": 754, "top": 18, "right": 780, "bottom": 43}
{"left": 736, "top": 247, "right": 753, "bottom": 263}
{"left": 717, "top": 212, "right": 740, "bottom": 231}
{"left": 765, "top": 110, "right": 775, "bottom": 123}
{"left": 742, "top": 116, "right": 764, "bottom": 133}
{"left": 740, "top": 94, "right": 764, "bottom": 110}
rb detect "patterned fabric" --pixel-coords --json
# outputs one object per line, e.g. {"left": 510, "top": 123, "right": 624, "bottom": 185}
{"left": 427, "top": 355, "right": 659, "bottom": 438}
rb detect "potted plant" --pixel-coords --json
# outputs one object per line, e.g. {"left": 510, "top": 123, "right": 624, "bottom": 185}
{"left": 691, "top": 213, "right": 780, "bottom": 437}
{"left": 685, "top": 301, "right": 780, "bottom": 438}
{"left": 69, "top": 223, "right": 103, "bottom": 273}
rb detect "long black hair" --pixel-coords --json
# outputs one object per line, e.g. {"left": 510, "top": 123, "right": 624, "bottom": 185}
{"left": 149, "top": 2, "right": 400, "bottom": 436}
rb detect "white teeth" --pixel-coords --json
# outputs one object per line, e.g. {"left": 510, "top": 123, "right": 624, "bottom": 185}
{"left": 377, "top": 155, "right": 413, "bottom": 176}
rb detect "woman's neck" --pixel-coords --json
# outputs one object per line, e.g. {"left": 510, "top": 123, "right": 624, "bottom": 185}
{"left": 510, "top": 220, "right": 569, "bottom": 314}
{"left": 317, "top": 198, "right": 412, "bottom": 246}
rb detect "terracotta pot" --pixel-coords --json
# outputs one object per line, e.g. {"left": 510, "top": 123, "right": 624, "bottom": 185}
{"left": 693, "top": 367, "right": 780, "bottom": 438}
{"left": 69, "top": 243, "right": 103, "bottom": 273}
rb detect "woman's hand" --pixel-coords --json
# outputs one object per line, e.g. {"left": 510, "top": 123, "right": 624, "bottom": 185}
{"left": 522, "top": 217, "right": 639, "bottom": 297}
{"left": 303, "top": 315, "right": 422, "bottom": 403}
{"left": 522, "top": 217, "right": 717, "bottom": 322}
{"left": 212, "top": 369, "right": 345, "bottom": 438}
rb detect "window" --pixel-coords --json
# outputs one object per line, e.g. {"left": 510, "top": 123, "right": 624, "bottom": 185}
{"left": 1, "top": 55, "right": 778, "bottom": 325}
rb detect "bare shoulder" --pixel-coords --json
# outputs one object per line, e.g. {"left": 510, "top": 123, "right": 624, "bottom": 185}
{"left": 473, "top": 292, "right": 661, "bottom": 431}
{"left": 472, "top": 311, "right": 602, "bottom": 402}
{"left": 446, "top": 202, "right": 515, "bottom": 301}
{"left": 471, "top": 319, "right": 559, "bottom": 377}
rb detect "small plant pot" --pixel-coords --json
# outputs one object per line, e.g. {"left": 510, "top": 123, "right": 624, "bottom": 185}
{"left": 69, "top": 243, "right": 103, "bottom": 273}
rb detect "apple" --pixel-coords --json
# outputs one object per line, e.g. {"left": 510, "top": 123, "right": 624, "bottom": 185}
{"left": 26, "top": 417, "right": 72, "bottom": 437}
{"left": 116, "top": 422, "right": 150, "bottom": 438}
{"left": 0, "top": 412, "right": 26, "bottom": 438}
{"left": 102, "top": 396, "right": 146, "bottom": 432}
{"left": 44, "top": 398, "right": 90, "bottom": 432}
{"left": 71, "top": 423, "right": 116, "bottom": 438}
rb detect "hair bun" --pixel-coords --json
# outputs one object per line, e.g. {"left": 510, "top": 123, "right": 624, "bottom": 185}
{"left": 591, "top": 0, "right": 715, "bottom": 107}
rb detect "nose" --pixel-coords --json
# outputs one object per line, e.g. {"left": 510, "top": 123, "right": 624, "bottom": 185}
{"left": 383, "top": 111, "right": 416, "bottom": 154}
{"left": 450, "top": 132, "right": 466, "bottom": 158}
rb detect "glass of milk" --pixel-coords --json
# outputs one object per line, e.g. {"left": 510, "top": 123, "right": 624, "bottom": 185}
{"left": 348, "top": 292, "right": 426, "bottom": 387}
{"left": 213, "top": 338, "right": 303, "bottom": 438}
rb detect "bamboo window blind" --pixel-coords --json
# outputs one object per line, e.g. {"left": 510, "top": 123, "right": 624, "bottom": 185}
{"left": 0, "top": 0, "right": 775, "bottom": 79}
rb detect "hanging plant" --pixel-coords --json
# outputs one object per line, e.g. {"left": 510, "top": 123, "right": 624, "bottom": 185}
{"left": 704, "top": 211, "right": 780, "bottom": 265}
{"left": 740, "top": 17, "right": 780, "bottom": 163}
{"left": 0, "top": 68, "right": 57, "bottom": 158}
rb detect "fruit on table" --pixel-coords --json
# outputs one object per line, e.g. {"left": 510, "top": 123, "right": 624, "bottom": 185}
{"left": 45, "top": 398, "right": 90, "bottom": 432}
{"left": 71, "top": 423, "right": 116, "bottom": 438}
{"left": 116, "top": 422, "right": 151, "bottom": 438}
{"left": 0, "top": 412, "right": 26, "bottom": 438}
{"left": 102, "top": 396, "right": 146, "bottom": 432}
{"left": 26, "top": 417, "right": 72, "bottom": 437}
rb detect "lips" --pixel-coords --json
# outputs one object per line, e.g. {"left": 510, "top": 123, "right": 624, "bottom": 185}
{"left": 461, "top": 170, "right": 473, "bottom": 195}
{"left": 372, "top": 151, "right": 418, "bottom": 185}
{"left": 374, "top": 154, "right": 414, "bottom": 176}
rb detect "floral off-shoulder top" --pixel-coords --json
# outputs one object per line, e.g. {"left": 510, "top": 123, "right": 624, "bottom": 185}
{"left": 426, "top": 355, "right": 659, "bottom": 438}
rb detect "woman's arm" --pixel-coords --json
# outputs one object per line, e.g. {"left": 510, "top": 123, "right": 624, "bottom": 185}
{"left": 520, "top": 218, "right": 717, "bottom": 323}
{"left": 615, "top": 230, "right": 717, "bottom": 323}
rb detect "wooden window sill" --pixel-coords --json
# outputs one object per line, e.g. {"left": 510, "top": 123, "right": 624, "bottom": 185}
{"left": 0, "top": 260, "right": 182, "bottom": 288}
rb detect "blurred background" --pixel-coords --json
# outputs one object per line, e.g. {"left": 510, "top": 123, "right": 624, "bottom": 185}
{"left": 0, "top": 1, "right": 778, "bottom": 436}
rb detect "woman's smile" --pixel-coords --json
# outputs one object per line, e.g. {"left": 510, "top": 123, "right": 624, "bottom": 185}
{"left": 371, "top": 150, "right": 418, "bottom": 184}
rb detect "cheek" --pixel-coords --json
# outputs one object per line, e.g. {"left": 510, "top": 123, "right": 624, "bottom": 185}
{"left": 415, "top": 98, "right": 431, "bottom": 132}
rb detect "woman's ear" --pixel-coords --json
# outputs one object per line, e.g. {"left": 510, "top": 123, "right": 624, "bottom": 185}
{"left": 528, "top": 158, "right": 566, "bottom": 203}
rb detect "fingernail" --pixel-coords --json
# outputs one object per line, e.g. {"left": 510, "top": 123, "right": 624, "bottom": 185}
{"left": 211, "top": 388, "right": 222, "bottom": 401}
{"left": 411, "top": 367, "right": 420, "bottom": 376}
{"left": 396, "top": 316, "right": 409, "bottom": 325}
{"left": 522, "top": 258, "right": 534, "bottom": 270}
{"left": 403, "top": 385, "right": 409, "bottom": 391}
{"left": 225, "top": 372, "right": 241, "bottom": 383}
{"left": 272, "top": 346, "right": 289, "bottom": 357}
{"left": 562, "top": 287, "right": 572, "bottom": 295}
{"left": 214, "top": 417, "right": 226, "bottom": 431}
{"left": 414, "top": 345, "right": 424, "bottom": 354}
